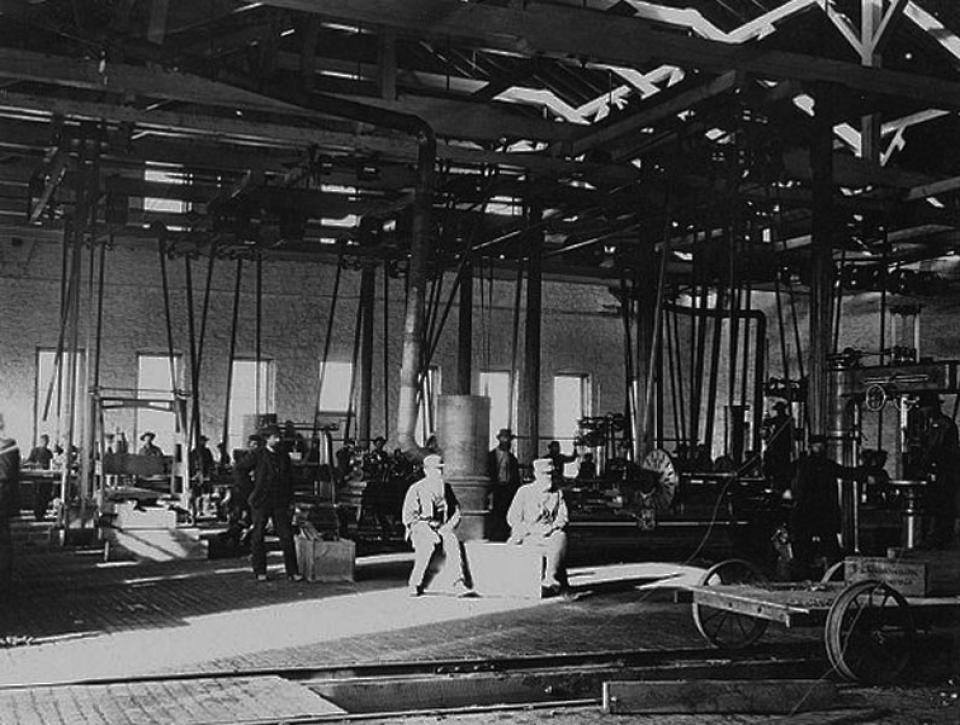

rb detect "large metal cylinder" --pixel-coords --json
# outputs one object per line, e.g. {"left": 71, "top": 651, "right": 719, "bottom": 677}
{"left": 436, "top": 394, "right": 491, "bottom": 541}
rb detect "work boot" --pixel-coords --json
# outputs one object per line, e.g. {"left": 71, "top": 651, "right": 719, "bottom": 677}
{"left": 450, "top": 580, "right": 474, "bottom": 598}
{"left": 408, "top": 584, "right": 422, "bottom": 597}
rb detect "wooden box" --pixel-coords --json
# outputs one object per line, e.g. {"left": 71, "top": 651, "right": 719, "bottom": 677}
{"left": 296, "top": 537, "right": 355, "bottom": 583}
{"left": 114, "top": 502, "right": 177, "bottom": 530}
{"left": 846, "top": 551, "right": 960, "bottom": 597}
{"left": 464, "top": 541, "right": 543, "bottom": 598}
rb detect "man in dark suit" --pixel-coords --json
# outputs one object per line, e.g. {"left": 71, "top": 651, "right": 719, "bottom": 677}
{"left": 487, "top": 428, "right": 521, "bottom": 541}
{"left": 234, "top": 425, "right": 300, "bottom": 582}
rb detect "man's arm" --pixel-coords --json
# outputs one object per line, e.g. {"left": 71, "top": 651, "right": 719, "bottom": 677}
{"left": 553, "top": 494, "right": 569, "bottom": 532}
{"left": 441, "top": 484, "right": 461, "bottom": 531}
{"left": 506, "top": 486, "right": 526, "bottom": 541}
{"left": 400, "top": 485, "right": 419, "bottom": 529}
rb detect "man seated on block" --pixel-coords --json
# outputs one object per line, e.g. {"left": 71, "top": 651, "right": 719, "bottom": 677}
{"left": 507, "top": 458, "right": 569, "bottom": 596}
{"left": 401, "top": 453, "right": 471, "bottom": 597}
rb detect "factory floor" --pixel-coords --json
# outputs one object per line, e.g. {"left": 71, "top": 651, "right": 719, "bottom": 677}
{"left": 0, "top": 522, "right": 958, "bottom": 724}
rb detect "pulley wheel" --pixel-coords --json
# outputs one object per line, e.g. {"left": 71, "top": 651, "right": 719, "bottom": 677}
{"left": 692, "top": 559, "right": 769, "bottom": 649}
{"left": 824, "top": 580, "right": 914, "bottom": 683}
{"left": 639, "top": 448, "right": 678, "bottom": 513}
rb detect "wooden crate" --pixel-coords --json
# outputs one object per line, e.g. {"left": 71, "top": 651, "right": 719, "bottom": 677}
{"left": 464, "top": 541, "right": 543, "bottom": 598}
{"left": 846, "top": 551, "right": 960, "bottom": 597}
{"left": 296, "top": 537, "right": 355, "bottom": 583}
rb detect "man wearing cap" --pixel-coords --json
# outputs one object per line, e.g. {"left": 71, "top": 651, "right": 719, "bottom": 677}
{"left": 401, "top": 454, "right": 470, "bottom": 596}
{"left": 544, "top": 441, "right": 577, "bottom": 486}
{"left": 138, "top": 432, "right": 163, "bottom": 457}
{"left": 790, "top": 434, "right": 864, "bottom": 579}
{"left": 507, "top": 458, "right": 569, "bottom": 595}
{"left": 234, "top": 424, "right": 300, "bottom": 581}
{"left": 487, "top": 428, "right": 521, "bottom": 541}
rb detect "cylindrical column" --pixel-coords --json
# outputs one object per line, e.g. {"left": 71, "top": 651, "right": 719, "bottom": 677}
{"left": 437, "top": 394, "right": 491, "bottom": 540}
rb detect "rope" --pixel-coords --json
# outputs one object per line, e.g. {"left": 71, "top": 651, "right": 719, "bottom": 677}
{"left": 157, "top": 238, "right": 178, "bottom": 403}
{"left": 343, "top": 287, "right": 365, "bottom": 441}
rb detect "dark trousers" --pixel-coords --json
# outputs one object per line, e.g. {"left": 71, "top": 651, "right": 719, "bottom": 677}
{"left": 0, "top": 517, "right": 11, "bottom": 591}
{"left": 34, "top": 479, "right": 53, "bottom": 521}
{"left": 791, "top": 529, "right": 841, "bottom": 580}
{"left": 250, "top": 505, "right": 298, "bottom": 576}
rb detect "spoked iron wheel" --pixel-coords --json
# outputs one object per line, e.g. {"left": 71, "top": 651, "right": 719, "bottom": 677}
{"left": 825, "top": 580, "right": 915, "bottom": 683}
{"left": 692, "top": 559, "right": 769, "bottom": 649}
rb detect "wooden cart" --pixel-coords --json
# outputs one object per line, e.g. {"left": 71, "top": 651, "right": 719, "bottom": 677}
{"left": 688, "top": 557, "right": 960, "bottom": 683}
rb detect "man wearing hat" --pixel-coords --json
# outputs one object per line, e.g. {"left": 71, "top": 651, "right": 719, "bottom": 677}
{"left": 138, "top": 432, "right": 163, "bottom": 457}
{"left": 762, "top": 400, "right": 794, "bottom": 490}
{"left": 401, "top": 454, "right": 470, "bottom": 596}
{"left": 190, "top": 435, "right": 215, "bottom": 479}
{"left": 507, "top": 458, "right": 569, "bottom": 595}
{"left": 487, "top": 428, "right": 521, "bottom": 541}
{"left": 234, "top": 424, "right": 300, "bottom": 581}
{"left": 790, "top": 433, "right": 864, "bottom": 579}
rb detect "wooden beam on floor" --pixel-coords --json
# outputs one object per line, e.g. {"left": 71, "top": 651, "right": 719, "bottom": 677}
{"left": 602, "top": 679, "right": 837, "bottom": 715}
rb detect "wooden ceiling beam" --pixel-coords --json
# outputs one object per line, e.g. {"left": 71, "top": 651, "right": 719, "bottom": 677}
{"left": 0, "top": 91, "right": 637, "bottom": 183}
{"left": 330, "top": 93, "right": 577, "bottom": 142}
{"left": 259, "top": 0, "right": 960, "bottom": 110}
{"left": 570, "top": 70, "right": 739, "bottom": 156}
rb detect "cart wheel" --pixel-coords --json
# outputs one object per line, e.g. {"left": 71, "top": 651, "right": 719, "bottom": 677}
{"left": 824, "top": 580, "right": 915, "bottom": 684}
{"left": 692, "top": 559, "right": 769, "bottom": 649}
{"left": 821, "top": 561, "right": 844, "bottom": 583}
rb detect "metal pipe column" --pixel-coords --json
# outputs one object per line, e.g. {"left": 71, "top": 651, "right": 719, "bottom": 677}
{"left": 358, "top": 263, "right": 376, "bottom": 445}
{"left": 456, "top": 260, "right": 473, "bottom": 395}
{"left": 517, "top": 196, "right": 543, "bottom": 465}
{"left": 809, "top": 83, "right": 836, "bottom": 440}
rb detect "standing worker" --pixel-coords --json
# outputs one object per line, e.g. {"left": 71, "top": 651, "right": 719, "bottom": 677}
{"left": 790, "top": 433, "right": 862, "bottom": 579}
{"left": 507, "top": 458, "right": 569, "bottom": 596}
{"left": 234, "top": 424, "right": 301, "bottom": 582}
{"left": 401, "top": 454, "right": 471, "bottom": 597}
{"left": 487, "top": 428, "right": 521, "bottom": 541}
{"left": 26, "top": 433, "right": 54, "bottom": 521}
{"left": 138, "top": 432, "right": 163, "bottom": 457}
{"left": 915, "top": 393, "right": 960, "bottom": 548}
{"left": 0, "top": 414, "right": 21, "bottom": 594}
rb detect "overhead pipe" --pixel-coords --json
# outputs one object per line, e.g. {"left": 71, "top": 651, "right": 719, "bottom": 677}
{"left": 234, "top": 84, "right": 437, "bottom": 454}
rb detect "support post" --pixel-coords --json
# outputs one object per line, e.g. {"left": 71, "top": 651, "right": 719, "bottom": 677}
{"left": 809, "top": 83, "right": 836, "bottom": 440}
{"left": 633, "top": 242, "right": 657, "bottom": 459}
{"left": 517, "top": 196, "right": 543, "bottom": 465}
{"left": 358, "top": 263, "right": 376, "bottom": 445}
{"left": 396, "top": 132, "right": 437, "bottom": 453}
{"left": 456, "top": 260, "right": 473, "bottom": 395}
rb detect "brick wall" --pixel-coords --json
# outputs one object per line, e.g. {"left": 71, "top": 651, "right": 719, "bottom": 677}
{"left": 0, "top": 234, "right": 625, "bottom": 461}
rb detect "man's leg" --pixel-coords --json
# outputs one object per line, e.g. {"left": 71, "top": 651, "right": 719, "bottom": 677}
{"left": 272, "top": 506, "right": 299, "bottom": 577}
{"left": 249, "top": 507, "right": 269, "bottom": 577}
{"left": 542, "top": 531, "right": 567, "bottom": 589}
{"left": 408, "top": 524, "right": 438, "bottom": 590}
{"left": 438, "top": 531, "right": 465, "bottom": 588}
